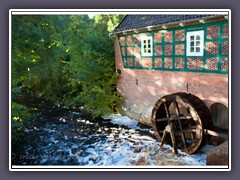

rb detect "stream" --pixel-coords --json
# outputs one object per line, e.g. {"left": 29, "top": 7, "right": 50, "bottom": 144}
{"left": 11, "top": 97, "right": 210, "bottom": 166}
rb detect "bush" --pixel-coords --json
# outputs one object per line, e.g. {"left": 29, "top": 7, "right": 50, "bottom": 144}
{"left": 11, "top": 102, "right": 31, "bottom": 143}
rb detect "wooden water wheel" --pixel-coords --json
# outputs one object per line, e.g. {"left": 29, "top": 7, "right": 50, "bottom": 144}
{"left": 151, "top": 92, "right": 214, "bottom": 155}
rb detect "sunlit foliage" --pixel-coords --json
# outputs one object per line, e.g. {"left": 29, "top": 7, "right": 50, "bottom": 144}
{"left": 12, "top": 14, "right": 125, "bottom": 120}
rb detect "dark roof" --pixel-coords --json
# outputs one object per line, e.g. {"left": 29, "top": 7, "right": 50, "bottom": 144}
{"left": 113, "top": 15, "right": 216, "bottom": 33}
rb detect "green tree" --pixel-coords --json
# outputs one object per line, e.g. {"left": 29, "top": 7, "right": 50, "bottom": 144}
{"left": 93, "top": 14, "right": 125, "bottom": 32}
{"left": 12, "top": 14, "right": 124, "bottom": 119}
{"left": 64, "top": 15, "right": 123, "bottom": 117}
{"left": 12, "top": 15, "right": 71, "bottom": 101}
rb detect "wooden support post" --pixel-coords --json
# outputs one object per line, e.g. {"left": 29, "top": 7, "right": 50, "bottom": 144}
{"left": 160, "top": 124, "right": 178, "bottom": 154}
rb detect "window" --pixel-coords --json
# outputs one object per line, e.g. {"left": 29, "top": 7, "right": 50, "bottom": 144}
{"left": 141, "top": 36, "right": 153, "bottom": 56}
{"left": 186, "top": 30, "right": 204, "bottom": 56}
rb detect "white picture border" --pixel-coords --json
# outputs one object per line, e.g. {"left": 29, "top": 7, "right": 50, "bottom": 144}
{"left": 9, "top": 9, "right": 231, "bottom": 171}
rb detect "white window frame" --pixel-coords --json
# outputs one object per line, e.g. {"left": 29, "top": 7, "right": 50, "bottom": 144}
{"left": 186, "top": 30, "right": 204, "bottom": 56}
{"left": 141, "top": 36, "right": 153, "bottom": 56}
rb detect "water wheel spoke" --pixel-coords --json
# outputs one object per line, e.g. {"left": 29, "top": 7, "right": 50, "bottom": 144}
{"left": 179, "top": 116, "right": 192, "bottom": 120}
{"left": 176, "top": 96, "right": 198, "bottom": 121}
{"left": 173, "top": 101, "right": 187, "bottom": 149}
{"left": 163, "top": 102, "right": 171, "bottom": 119}
{"left": 169, "top": 127, "right": 178, "bottom": 154}
{"left": 179, "top": 132, "right": 187, "bottom": 149}
{"left": 173, "top": 101, "right": 180, "bottom": 116}
{"left": 175, "top": 128, "right": 196, "bottom": 133}
{"left": 157, "top": 117, "right": 175, "bottom": 122}
{"left": 158, "top": 130, "right": 164, "bottom": 133}
{"left": 188, "top": 121, "right": 195, "bottom": 141}
{"left": 157, "top": 116, "right": 192, "bottom": 122}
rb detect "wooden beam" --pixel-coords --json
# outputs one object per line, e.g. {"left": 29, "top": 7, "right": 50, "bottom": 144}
{"left": 147, "top": 26, "right": 154, "bottom": 31}
{"left": 179, "top": 22, "right": 184, "bottom": 27}
{"left": 204, "top": 129, "right": 228, "bottom": 139}
{"left": 134, "top": 30, "right": 139, "bottom": 33}
{"left": 162, "top": 25, "right": 167, "bottom": 29}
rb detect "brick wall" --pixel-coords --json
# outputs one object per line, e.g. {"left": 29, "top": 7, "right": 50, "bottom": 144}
{"left": 119, "top": 21, "right": 229, "bottom": 73}
{"left": 114, "top": 37, "right": 228, "bottom": 125}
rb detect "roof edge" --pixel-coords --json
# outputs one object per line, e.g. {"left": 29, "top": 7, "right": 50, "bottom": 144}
{"left": 109, "top": 15, "right": 226, "bottom": 37}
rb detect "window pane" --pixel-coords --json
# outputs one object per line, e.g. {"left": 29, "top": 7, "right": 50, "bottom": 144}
{"left": 142, "top": 36, "right": 153, "bottom": 55}
{"left": 187, "top": 31, "right": 204, "bottom": 56}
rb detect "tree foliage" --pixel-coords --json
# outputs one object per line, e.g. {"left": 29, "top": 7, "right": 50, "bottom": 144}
{"left": 12, "top": 15, "right": 72, "bottom": 100}
{"left": 93, "top": 14, "right": 125, "bottom": 32}
{"left": 12, "top": 14, "right": 125, "bottom": 119}
{"left": 11, "top": 102, "right": 31, "bottom": 143}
